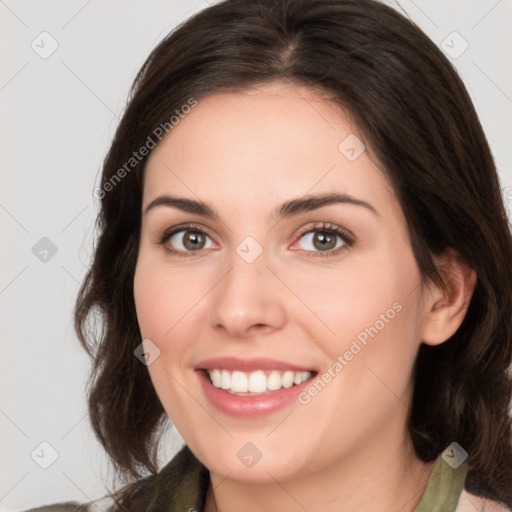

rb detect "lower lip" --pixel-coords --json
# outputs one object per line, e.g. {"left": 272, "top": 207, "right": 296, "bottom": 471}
{"left": 197, "top": 370, "right": 315, "bottom": 418}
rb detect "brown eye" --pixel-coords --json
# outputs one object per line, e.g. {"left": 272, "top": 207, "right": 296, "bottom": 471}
{"left": 181, "top": 231, "right": 207, "bottom": 251}
{"left": 311, "top": 231, "right": 337, "bottom": 251}
{"left": 160, "top": 227, "right": 215, "bottom": 254}
{"left": 297, "top": 228, "right": 347, "bottom": 253}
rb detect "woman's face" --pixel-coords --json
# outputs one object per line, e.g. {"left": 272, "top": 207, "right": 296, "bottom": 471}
{"left": 134, "top": 81, "right": 430, "bottom": 482}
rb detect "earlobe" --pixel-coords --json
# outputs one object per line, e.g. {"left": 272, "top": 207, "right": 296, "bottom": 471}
{"left": 421, "top": 249, "right": 477, "bottom": 346}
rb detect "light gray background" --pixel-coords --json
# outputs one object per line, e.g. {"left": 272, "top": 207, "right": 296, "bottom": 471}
{"left": 1, "top": 1, "right": 511, "bottom": 510}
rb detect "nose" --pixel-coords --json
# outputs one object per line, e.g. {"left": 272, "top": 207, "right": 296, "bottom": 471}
{"left": 209, "top": 250, "right": 287, "bottom": 339}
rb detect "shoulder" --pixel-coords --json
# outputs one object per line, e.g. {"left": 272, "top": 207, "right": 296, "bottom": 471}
{"left": 20, "top": 446, "right": 206, "bottom": 512}
{"left": 21, "top": 503, "right": 91, "bottom": 512}
{"left": 456, "top": 489, "right": 511, "bottom": 512}
{"left": 21, "top": 496, "right": 114, "bottom": 512}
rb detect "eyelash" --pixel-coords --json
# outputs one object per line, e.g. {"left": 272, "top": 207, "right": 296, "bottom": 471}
{"left": 156, "top": 222, "right": 355, "bottom": 258}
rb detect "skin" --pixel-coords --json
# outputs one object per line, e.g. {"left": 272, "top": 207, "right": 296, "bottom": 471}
{"left": 133, "top": 81, "right": 476, "bottom": 512}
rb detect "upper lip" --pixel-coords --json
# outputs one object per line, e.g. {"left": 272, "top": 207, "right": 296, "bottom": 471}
{"left": 195, "top": 357, "right": 315, "bottom": 373}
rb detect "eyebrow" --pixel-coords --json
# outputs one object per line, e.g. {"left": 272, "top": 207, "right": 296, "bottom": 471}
{"left": 143, "top": 192, "right": 379, "bottom": 219}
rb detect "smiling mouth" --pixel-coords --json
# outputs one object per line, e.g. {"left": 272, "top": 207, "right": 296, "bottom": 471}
{"left": 204, "top": 368, "right": 316, "bottom": 396}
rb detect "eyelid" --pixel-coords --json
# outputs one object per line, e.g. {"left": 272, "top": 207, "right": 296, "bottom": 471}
{"left": 294, "top": 222, "right": 355, "bottom": 246}
{"left": 290, "top": 222, "right": 355, "bottom": 258}
{"left": 157, "top": 222, "right": 217, "bottom": 246}
{"left": 156, "top": 221, "right": 355, "bottom": 257}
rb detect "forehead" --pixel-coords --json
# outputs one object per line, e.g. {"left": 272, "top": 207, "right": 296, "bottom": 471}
{"left": 142, "top": 81, "right": 397, "bottom": 219}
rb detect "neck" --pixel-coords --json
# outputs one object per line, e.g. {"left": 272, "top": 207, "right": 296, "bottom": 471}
{"left": 204, "top": 422, "right": 436, "bottom": 512}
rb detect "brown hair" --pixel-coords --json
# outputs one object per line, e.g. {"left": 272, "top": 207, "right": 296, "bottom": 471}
{"left": 75, "top": 0, "right": 512, "bottom": 507}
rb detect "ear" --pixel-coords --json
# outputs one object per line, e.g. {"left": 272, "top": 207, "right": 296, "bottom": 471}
{"left": 421, "top": 249, "right": 477, "bottom": 346}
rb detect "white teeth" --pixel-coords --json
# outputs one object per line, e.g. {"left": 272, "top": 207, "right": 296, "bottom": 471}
{"left": 282, "top": 371, "right": 294, "bottom": 389}
{"left": 207, "top": 369, "right": 313, "bottom": 394}
{"left": 231, "top": 371, "right": 248, "bottom": 392}
{"left": 211, "top": 369, "right": 222, "bottom": 388}
{"left": 248, "top": 371, "right": 267, "bottom": 393}
{"left": 267, "top": 370, "right": 282, "bottom": 391}
{"left": 220, "top": 370, "right": 231, "bottom": 390}
{"left": 294, "top": 371, "right": 310, "bottom": 385}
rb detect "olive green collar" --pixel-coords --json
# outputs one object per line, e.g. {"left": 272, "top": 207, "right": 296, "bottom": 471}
{"left": 150, "top": 446, "right": 467, "bottom": 512}
{"left": 413, "top": 456, "right": 468, "bottom": 512}
{"left": 148, "top": 445, "right": 209, "bottom": 511}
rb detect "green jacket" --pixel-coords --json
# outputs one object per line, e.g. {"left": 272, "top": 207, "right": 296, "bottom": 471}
{"left": 22, "top": 446, "right": 510, "bottom": 512}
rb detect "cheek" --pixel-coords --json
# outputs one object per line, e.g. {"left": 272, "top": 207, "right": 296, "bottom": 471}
{"left": 133, "top": 253, "right": 204, "bottom": 342}
{"left": 314, "top": 261, "right": 423, "bottom": 408}
{"left": 280, "top": 250, "right": 422, "bottom": 358}
{"left": 286, "top": 247, "right": 424, "bottom": 431}
{"left": 133, "top": 257, "right": 203, "bottom": 423}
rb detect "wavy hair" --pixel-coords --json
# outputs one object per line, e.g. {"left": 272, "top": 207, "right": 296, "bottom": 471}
{"left": 74, "top": 0, "right": 512, "bottom": 507}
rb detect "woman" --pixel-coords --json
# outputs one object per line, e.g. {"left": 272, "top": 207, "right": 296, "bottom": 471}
{"left": 25, "top": 0, "right": 512, "bottom": 510}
